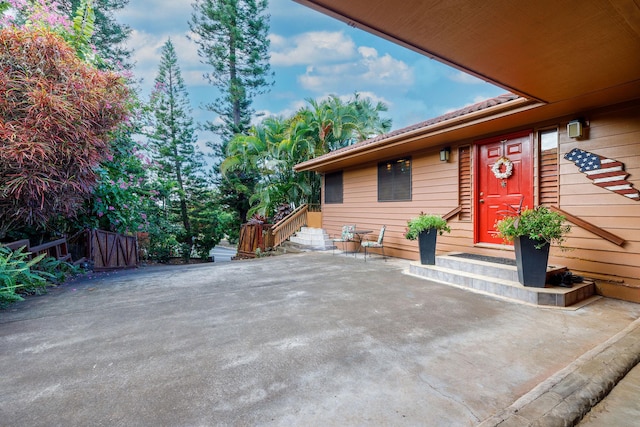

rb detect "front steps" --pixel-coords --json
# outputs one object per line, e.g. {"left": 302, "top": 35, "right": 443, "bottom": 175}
{"left": 288, "top": 227, "right": 334, "bottom": 250}
{"left": 409, "top": 253, "right": 596, "bottom": 308}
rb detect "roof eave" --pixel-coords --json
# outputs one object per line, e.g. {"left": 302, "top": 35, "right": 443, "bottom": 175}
{"left": 294, "top": 97, "right": 540, "bottom": 172}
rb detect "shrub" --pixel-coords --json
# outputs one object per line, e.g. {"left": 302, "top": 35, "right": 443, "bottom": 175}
{"left": 404, "top": 213, "right": 451, "bottom": 240}
{"left": 495, "top": 206, "right": 571, "bottom": 248}
{"left": 0, "top": 27, "right": 130, "bottom": 238}
{"left": 0, "top": 246, "right": 83, "bottom": 308}
{"left": 0, "top": 247, "right": 51, "bottom": 307}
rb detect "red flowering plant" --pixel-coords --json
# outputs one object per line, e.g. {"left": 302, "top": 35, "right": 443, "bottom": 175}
{"left": 0, "top": 26, "right": 130, "bottom": 238}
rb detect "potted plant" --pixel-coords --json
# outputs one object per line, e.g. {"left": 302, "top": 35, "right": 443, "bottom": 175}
{"left": 495, "top": 206, "right": 571, "bottom": 287}
{"left": 404, "top": 213, "right": 451, "bottom": 265}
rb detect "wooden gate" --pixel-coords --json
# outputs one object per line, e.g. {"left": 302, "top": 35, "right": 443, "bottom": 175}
{"left": 89, "top": 229, "right": 138, "bottom": 271}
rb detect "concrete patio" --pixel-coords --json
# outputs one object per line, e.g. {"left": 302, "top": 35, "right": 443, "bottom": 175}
{"left": 1, "top": 252, "right": 639, "bottom": 426}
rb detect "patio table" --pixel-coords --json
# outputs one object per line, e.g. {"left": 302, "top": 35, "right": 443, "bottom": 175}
{"left": 352, "top": 230, "right": 373, "bottom": 255}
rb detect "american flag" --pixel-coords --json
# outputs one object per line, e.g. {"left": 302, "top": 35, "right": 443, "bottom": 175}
{"left": 564, "top": 148, "right": 639, "bottom": 200}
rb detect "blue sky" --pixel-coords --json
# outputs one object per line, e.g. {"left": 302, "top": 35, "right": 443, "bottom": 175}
{"left": 117, "top": 0, "right": 506, "bottom": 151}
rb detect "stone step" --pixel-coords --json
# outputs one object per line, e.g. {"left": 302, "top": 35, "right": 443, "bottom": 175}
{"left": 436, "top": 253, "right": 567, "bottom": 283}
{"left": 409, "top": 253, "right": 596, "bottom": 308}
{"left": 297, "top": 227, "right": 327, "bottom": 235}
{"left": 288, "top": 227, "right": 334, "bottom": 250}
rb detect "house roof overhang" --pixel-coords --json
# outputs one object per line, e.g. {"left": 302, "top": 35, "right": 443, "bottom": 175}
{"left": 294, "top": 95, "right": 535, "bottom": 172}
{"left": 293, "top": 0, "right": 640, "bottom": 173}
{"left": 293, "top": 0, "right": 640, "bottom": 106}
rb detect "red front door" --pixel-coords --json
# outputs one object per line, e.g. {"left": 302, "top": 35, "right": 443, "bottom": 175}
{"left": 475, "top": 130, "right": 534, "bottom": 244}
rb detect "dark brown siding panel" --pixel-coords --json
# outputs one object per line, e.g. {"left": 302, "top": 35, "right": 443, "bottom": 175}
{"left": 458, "top": 146, "right": 472, "bottom": 221}
{"left": 540, "top": 147, "right": 559, "bottom": 206}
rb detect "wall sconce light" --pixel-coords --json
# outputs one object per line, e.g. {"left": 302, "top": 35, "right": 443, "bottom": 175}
{"left": 440, "top": 147, "right": 451, "bottom": 162}
{"left": 567, "top": 120, "right": 584, "bottom": 139}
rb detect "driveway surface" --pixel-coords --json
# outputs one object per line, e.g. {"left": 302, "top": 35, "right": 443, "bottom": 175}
{"left": 1, "top": 252, "right": 639, "bottom": 426}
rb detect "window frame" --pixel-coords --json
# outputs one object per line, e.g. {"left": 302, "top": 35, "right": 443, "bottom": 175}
{"left": 324, "top": 171, "right": 344, "bottom": 204}
{"left": 377, "top": 157, "right": 412, "bottom": 202}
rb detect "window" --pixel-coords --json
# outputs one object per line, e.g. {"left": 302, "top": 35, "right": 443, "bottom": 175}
{"left": 324, "top": 171, "right": 343, "bottom": 204}
{"left": 378, "top": 157, "right": 411, "bottom": 201}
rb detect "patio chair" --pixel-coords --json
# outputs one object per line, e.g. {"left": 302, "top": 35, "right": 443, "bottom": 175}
{"left": 332, "top": 224, "right": 356, "bottom": 255}
{"left": 362, "top": 225, "right": 386, "bottom": 262}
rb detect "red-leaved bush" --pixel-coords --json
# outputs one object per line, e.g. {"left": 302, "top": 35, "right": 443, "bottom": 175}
{"left": 0, "top": 28, "right": 129, "bottom": 238}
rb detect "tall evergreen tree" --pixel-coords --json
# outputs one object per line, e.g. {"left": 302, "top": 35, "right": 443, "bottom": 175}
{"left": 59, "top": 0, "right": 132, "bottom": 69}
{"left": 147, "top": 39, "right": 207, "bottom": 259}
{"left": 189, "top": 0, "right": 273, "bottom": 230}
{"left": 189, "top": 0, "right": 273, "bottom": 141}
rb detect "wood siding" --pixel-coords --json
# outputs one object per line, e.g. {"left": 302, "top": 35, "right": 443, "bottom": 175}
{"left": 322, "top": 147, "right": 459, "bottom": 259}
{"left": 539, "top": 147, "right": 559, "bottom": 206}
{"left": 322, "top": 101, "right": 640, "bottom": 287}
{"left": 553, "top": 102, "right": 640, "bottom": 286}
{"left": 458, "top": 146, "right": 472, "bottom": 221}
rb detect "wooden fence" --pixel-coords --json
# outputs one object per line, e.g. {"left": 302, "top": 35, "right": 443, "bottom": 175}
{"left": 235, "top": 204, "right": 314, "bottom": 258}
{"left": 236, "top": 223, "right": 274, "bottom": 258}
{"left": 5, "top": 230, "right": 138, "bottom": 271}
{"left": 4, "top": 238, "right": 71, "bottom": 262}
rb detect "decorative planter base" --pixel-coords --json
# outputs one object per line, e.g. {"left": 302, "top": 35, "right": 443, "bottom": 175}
{"left": 514, "top": 236, "right": 550, "bottom": 287}
{"left": 418, "top": 230, "right": 437, "bottom": 265}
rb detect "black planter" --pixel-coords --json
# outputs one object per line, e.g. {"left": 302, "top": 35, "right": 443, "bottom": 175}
{"left": 514, "top": 235, "right": 550, "bottom": 287}
{"left": 418, "top": 229, "right": 438, "bottom": 265}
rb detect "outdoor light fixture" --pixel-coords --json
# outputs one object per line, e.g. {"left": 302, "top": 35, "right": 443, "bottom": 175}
{"left": 440, "top": 147, "right": 451, "bottom": 162}
{"left": 567, "top": 120, "right": 584, "bottom": 139}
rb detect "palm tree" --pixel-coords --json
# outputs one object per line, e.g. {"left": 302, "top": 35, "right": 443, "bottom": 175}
{"left": 222, "top": 93, "right": 392, "bottom": 218}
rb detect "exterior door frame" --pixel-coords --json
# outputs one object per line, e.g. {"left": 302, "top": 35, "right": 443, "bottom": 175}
{"left": 473, "top": 130, "right": 534, "bottom": 244}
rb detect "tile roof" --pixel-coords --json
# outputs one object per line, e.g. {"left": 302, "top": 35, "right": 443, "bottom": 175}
{"left": 300, "top": 93, "right": 522, "bottom": 165}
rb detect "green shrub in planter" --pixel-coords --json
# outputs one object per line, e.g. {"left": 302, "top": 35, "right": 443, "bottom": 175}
{"left": 495, "top": 206, "right": 571, "bottom": 249}
{"left": 495, "top": 206, "right": 571, "bottom": 287}
{"left": 404, "top": 213, "right": 451, "bottom": 265}
{"left": 404, "top": 213, "right": 451, "bottom": 240}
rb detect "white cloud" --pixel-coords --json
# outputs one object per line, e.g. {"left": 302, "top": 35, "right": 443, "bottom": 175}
{"left": 270, "top": 31, "right": 356, "bottom": 66}
{"left": 359, "top": 48, "right": 412, "bottom": 84}
{"left": 116, "top": 0, "right": 193, "bottom": 33}
{"left": 125, "top": 29, "right": 208, "bottom": 97}
{"left": 298, "top": 46, "right": 413, "bottom": 92}
{"left": 358, "top": 46, "right": 378, "bottom": 58}
{"left": 449, "top": 71, "right": 486, "bottom": 84}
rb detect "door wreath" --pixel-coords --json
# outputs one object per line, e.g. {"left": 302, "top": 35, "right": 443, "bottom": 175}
{"left": 492, "top": 156, "right": 513, "bottom": 179}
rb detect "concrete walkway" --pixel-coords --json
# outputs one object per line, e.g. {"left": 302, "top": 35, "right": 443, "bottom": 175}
{"left": 1, "top": 252, "right": 639, "bottom": 426}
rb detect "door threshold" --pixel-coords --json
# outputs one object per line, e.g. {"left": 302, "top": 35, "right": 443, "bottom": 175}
{"left": 473, "top": 242, "right": 514, "bottom": 251}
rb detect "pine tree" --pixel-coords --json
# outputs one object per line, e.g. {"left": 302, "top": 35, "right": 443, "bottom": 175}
{"left": 59, "top": 0, "right": 133, "bottom": 69}
{"left": 189, "top": 0, "right": 273, "bottom": 229}
{"left": 147, "top": 39, "right": 206, "bottom": 260}
{"left": 190, "top": 0, "right": 273, "bottom": 141}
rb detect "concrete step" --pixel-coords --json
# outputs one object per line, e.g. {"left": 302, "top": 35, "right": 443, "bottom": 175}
{"left": 288, "top": 227, "right": 334, "bottom": 250}
{"left": 409, "top": 253, "right": 596, "bottom": 308}
{"left": 275, "top": 241, "right": 307, "bottom": 254}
